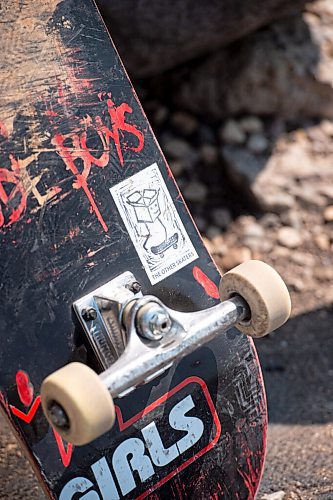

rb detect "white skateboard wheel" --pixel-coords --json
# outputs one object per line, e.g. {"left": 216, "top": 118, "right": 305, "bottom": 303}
{"left": 41, "top": 362, "right": 115, "bottom": 446}
{"left": 219, "top": 260, "right": 291, "bottom": 338}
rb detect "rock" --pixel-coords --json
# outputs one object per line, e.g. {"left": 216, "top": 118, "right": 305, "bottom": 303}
{"left": 261, "top": 213, "right": 281, "bottom": 228}
{"left": 97, "top": 0, "right": 309, "bottom": 77}
{"left": 172, "top": 1, "right": 333, "bottom": 120}
{"left": 260, "top": 192, "right": 296, "bottom": 214}
{"left": 220, "top": 120, "right": 246, "bottom": 145}
{"left": 280, "top": 210, "right": 302, "bottom": 230}
{"left": 273, "top": 246, "right": 292, "bottom": 259}
{"left": 240, "top": 221, "right": 271, "bottom": 251}
{"left": 277, "top": 227, "right": 303, "bottom": 248}
{"left": 163, "top": 138, "right": 194, "bottom": 161}
{"left": 314, "top": 233, "right": 330, "bottom": 251}
{"left": 223, "top": 146, "right": 267, "bottom": 186}
{"left": 314, "top": 266, "right": 333, "bottom": 281}
{"left": 239, "top": 116, "right": 264, "bottom": 134}
{"left": 261, "top": 491, "right": 285, "bottom": 500}
{"left": 318, "top": 185, "right": 333, "bottom": 201}
{"left": 290, "top": 250, "right": 316, "bottom": 267}
{"left": 287, "top": 276, "right": 305, "bottom": 292}
{"left": 293, "top": 185, "right": 326, "bottom": 209}
{"left": 169, "top": 160, "right": 186, "bottom": 177}
{"left": 212, "top": 207, "right": 232, "bottom": 229}
{"left": 242, "top": 221, "right": 265, "bottom": 238}
{"left": 206, "top": 226, "right": 222, "bottom": 240}
{"left": 183, "top": 181, "right": 208, "bottom": 202}
{"left": 198, "top": 125, "right": 216, "bottom": 144}
{"left": 154, "top": 106, "right": 169, "bottom": 125}
{"left": 324, "top": 206, "right": 333, "bottom": 222}
{"left": 171, "top": 111, "right": 198, "bottom": 136}
{"left": 200, "top": 144, "right": 219, "bottom": 165}
{"left": 220, "top": 247, "right": 252, "bottom": 271}
{"left": 245, "top": 236, "right": 273, "bottom": 253}
{"left": 224, "top": 125, "right": 333, "bottom": 213}
{"left": 247, "top": 133, "right": 269, "bottom": 154}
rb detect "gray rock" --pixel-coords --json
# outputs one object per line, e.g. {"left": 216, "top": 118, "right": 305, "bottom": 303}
{"left": 247, "top": 133, "right": 269, "bottom": 154}
{"left": 261, "top": 213, "right": 281, "bottom": 228}
{"left": 172, "top": 1, "right": 333, "bottom": 120}
{"left": 220, "top": 120, "right": 246, "bottom": 145}
{"left": 212, "top": 207, "right": 232, "bottom": 228}
{"left": 200, "top": 144, "right": 219, "bottom": 165}
{"left": 171, "top": 111, "right": 198, "bottom": 136}
{"left": 222, "top": 146, "right": 267, "bottom": 186}
{"left": 169, "top": 160, "right": 186, "bottom": 177}
{"left": 239, "top": 116, "right": 264, "bottom": 134}
{"left": 97, "top": 0, "right": 308, "bottom": 77}
{"left": 163, "top": 138, "right": 194, "bottom": 161}
{"left": 183, "top": 181, "right": 208, "bottom": 202}
{"left": 206, "top": 226, "right": 222, "bottom": 240}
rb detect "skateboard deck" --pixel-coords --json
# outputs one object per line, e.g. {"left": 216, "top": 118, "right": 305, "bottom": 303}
{"left": 0, "top": 1, "right": 268, "bottom": 498}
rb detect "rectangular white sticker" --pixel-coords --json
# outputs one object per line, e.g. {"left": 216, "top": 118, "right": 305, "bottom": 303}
{"left": 110, "top": 163, "right": 198, "bottom": 284}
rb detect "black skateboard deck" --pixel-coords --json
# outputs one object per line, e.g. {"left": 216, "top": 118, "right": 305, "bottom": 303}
{"left": 0, "top": 1, "right": 267, "bottom": 498}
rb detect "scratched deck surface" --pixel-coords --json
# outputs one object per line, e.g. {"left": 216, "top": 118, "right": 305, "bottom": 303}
{"left": 0, "top": 1, "right": 267, "bottom": 498}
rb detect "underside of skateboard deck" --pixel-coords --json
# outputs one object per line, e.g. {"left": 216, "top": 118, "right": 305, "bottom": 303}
{"left": 0, "top": 1, "right": 271, "bottom": 498}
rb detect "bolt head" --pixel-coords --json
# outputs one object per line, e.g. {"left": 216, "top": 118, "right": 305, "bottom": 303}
{"left": 129, "top": 282, "right": 142, "bottom": 294}
{"left": 138, "top": 303, "right": 172, "bottom": 341}
{"left": 149, "top": 311, "right": 172, "bottom": 337}
{"left": 82, "top": 307, "right": 97, "bottom": 321}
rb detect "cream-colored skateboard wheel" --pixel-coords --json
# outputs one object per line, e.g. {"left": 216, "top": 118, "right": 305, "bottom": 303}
{"left": 41, "top": 362, "right": 115, "bottom": 446}
{"left": 219, "top": 260, "right": 291, "bottom": 338}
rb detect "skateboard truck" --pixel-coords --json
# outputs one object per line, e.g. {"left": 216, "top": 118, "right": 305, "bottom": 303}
{"left": 41, "top": 261, "right": 291, "bottom": 446}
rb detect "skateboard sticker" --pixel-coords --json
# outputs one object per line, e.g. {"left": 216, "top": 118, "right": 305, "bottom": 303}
{"left": 110, "top": 163, "right": 198, "bottom": 284}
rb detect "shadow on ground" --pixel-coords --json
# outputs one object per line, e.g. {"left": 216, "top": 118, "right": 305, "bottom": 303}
{"left": 255, "top": 307, "right": 333, "bottom": 425}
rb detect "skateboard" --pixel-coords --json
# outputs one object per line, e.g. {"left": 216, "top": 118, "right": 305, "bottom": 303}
{"left": 0, "top": 1, "right": 291, "bottom": 498}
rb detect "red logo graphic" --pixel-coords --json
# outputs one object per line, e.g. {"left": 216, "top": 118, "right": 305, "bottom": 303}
{"left": 5, "top": 370, "right": 74, "bottom": 467}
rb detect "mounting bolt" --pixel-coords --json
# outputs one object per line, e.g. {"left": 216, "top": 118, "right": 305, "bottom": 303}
{"left": 137, "top": 303, "right": 172, "bottom": 341}
{"left": 81, "top": 307, "right": 98, "bottom": 321}
{"left": 129, "top": 281, "right": 142, "bottom": 294}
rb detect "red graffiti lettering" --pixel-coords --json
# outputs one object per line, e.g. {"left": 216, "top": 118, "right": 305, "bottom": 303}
{"left": 104, "top": 92, "right": 144, "bottom": 166}
{"left": 52, "top": 92, "right": 144, "bottom": 231}
{"left": 0, "top": 155, "right": 28, "bottom": 227}
{"left": 0, "top": 92, "right": 144, "bottom": 231}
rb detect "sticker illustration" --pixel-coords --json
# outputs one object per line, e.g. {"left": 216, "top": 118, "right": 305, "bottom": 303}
{"left": 110, "top": 163, "right": 198, "bottom": 284}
